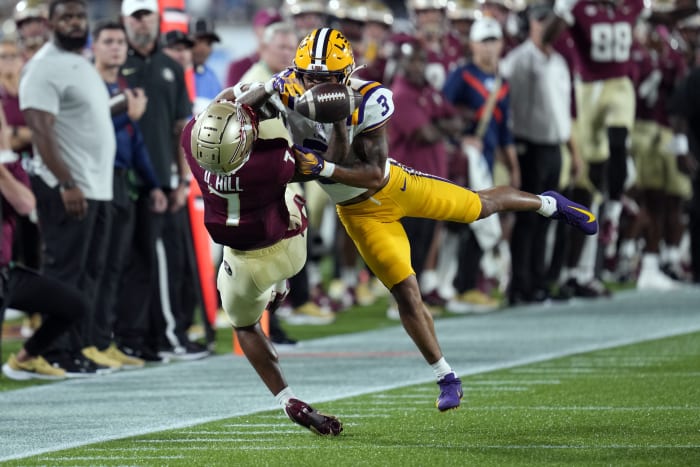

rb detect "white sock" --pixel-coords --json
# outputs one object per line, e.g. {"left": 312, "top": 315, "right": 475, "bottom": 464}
{"left": 667, "top": 245, "right": 681, "bottom": 267}
{"left": 274, "top": 387, "right": 296, "bottom": 408}
{"left": 641, "top": 253, "right": 661, "bottom": 272}
{"left": 420, "top": 270, "right": 439, "bottom": 294}
{"left": 341, "top": 267, "right": 358, "bottom": 287}
{"left": 605, "top": 200, "right": 623, "bottom": 224}
{"left": 537, "top": 195, "right": 557, "bottom": 217}
{"left": 619, "top": 239, "right": 637, "bottom": 259}
{"left": 431, "top": 357, "right": 453, "bottom": 380}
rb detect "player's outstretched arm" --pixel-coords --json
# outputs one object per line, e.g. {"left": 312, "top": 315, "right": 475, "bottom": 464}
{"left": 292, "top": 126, "right": 387, "bottom": 190}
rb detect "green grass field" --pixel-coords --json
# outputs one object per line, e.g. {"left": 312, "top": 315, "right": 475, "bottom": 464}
{"left": 3, "top": 329, "right": 699, "bottom": 466}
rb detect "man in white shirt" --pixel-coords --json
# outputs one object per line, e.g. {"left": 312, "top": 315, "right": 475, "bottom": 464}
{"left": 19, "top": 0, "right": 117, "bottom": 376}
{"left": 500, "top": 3, "right": 581, "bottom": 304}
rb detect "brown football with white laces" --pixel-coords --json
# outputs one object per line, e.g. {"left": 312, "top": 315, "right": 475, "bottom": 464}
{"left": 294, "top": 82, "right": 363, "bottom": 123}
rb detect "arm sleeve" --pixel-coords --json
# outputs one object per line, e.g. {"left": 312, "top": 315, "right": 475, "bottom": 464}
{"left": 19, "top": 65, "right": 61, "bottom": 115}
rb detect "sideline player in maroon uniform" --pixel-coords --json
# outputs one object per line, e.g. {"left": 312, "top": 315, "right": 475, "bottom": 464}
{"left": 543, "top": 0, "right": 649, "bottom": 295}
{"left": 629, "top": 23, "right": 691, "bottom": 288}
{"left": 183, "top": 93, "right": 342, "bottom": 436}
{"left": 544, "top": 0, "right": 699, "bottom": 295}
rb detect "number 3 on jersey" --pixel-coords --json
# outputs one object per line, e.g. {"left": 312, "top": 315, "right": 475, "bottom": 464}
{"left": 591, "top": 22, "right": 632, "bottom": 62}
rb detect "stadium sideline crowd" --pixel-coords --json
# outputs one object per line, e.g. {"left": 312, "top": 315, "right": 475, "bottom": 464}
{"left": 1, "top": 0, "right": 700, "bottom": 382}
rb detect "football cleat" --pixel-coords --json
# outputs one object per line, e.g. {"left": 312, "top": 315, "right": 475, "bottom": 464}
{"left": 541, "top": 190, "right": 598, "bottom": 235}
{"left": 285, "top": 398, "right": 343, "bottom": 436}
{"left": 436, "top": 372, "right": 463, "bottom": 412}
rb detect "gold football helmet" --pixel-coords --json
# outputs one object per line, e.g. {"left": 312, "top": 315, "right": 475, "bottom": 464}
{"left": 447, "top": 0, "right": 480, "bottom": 20}
{"left": 191, "top": 101, "right": 259, "bottom": 175}
{"left": 359, "top": 1, "right": 394, "bottom": 25}
{"left": 407, "top": 0, "right": 448, "bottom": 11}
{"left": 14, "top": 0, "right": 48, "bottom": 26}
{"left": 293, "top": 28, "right": 355, "bottom": 84}
{"left": 282, "top": 0, "right": 327, "bottom": 17}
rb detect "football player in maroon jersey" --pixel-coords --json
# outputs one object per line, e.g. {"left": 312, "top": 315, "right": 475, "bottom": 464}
{"left": 543, "top": 0, "right": 697, "bottom": 296}
{"left": 183, "top": 89, "right": 343, "bottom": 436}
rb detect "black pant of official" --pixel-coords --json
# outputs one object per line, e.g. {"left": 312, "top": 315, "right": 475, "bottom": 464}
{"left": 115, "top": 193, "right": 197, "bottom": 353}
{"left": 31, "top": 178, "right": 111, "bottom": 360}
{"left": 690, "top": 175, "right": 700, "bottom": 283}
{"left": 509, "top": 139, "right": 562, "bottom": 300}
{"left": 92, "top": 170, "right": 136, "bottom": 349}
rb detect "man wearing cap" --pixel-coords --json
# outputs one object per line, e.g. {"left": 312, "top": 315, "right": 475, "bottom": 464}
{"left": 14, "top": 0, "right": 50, "bottom": 60}
{"left": 499, "top": 3, "right": 577, "bottom": 304}
{"left": 225, "top": 8, "right": 283, "bottom": 88}
{"left": 161, "top": 29, "right": 194, "bottom": 71}
{"left": 442, "top": 16, "right": 520, "bottom": 311}
{"left": 116, "top": 0, "right": 204, "bottom": 362}
{"left": 281, "top": 0, "right": 327, "bottom": 37}
{"left": 190, "top": 18, "right": 222, "bottom": 114}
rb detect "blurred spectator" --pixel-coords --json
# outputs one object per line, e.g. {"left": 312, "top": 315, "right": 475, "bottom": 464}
{"left": 543, "top": 0, "right": 645, "bottom": 297}
{"left": 190, "top": 17, "right": 222, "bottom": 114}
{"left": 90, "top": 20, "right": 168, "bottom": 369}
{"left": 631, "top": 24, "right": 692, "bottom": 289}
{"left": 669, "top": 55, "right": 700, "bottom": 282}
{"left": 0, "top": 36, "right": 41, "bottom": 277}
{"left": 388, "top": 37, "right": 463, "bottom": 312}
{"left": 446, "top": 0, "right": 479, "bottom": 54}
{"left": 406, "top": 0, "right": 465, "bottom": 89}
{"left": 500, "top": 2, "right": 577, "bottom": 304}
{"left": 0, "top": 38, "right": 33, "bottom": 157}
{"left": 328, "top": 0, "right": 366, "bottom": 46}
{"left": 1, "top": 107, "right": 87, "bottom": 381}
{"left": 116, "top": 0, "right": 205, "bottom": 362}
{"left": 281, "top": 0, "right": 327, "bottom": 38}
{"left": 19, "top": 0, "right": 116, "bottom": 376}
{"left": 442, "top": 17, "right": 519, "bottom": 312}
{"left": 225, "top": 7, "right": 282, "bottom": 87}
{"left": 13, "top": 0, "right": 50, "bottom": 60}
{"left": 354, "top": 0, "right": 394, "bottom": 82}
{"left": 479, "top": 0, "right": 521, "bottom": 55}
{"left": 160, "top": 29, "right": 194, "bottom": 70}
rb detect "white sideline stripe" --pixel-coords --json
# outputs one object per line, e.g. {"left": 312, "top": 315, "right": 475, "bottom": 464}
{"left": 53, "top": 444, "right": 700, "bottom": 455}
{"left": 44, "top": 456, "right": 185, "bottom": 461}
{"left": 175, "top": 430, "right": 303, "bottom": 435}
{"left": 2, "top": 288, "right": 700, "bottom": 462}
{"left": 466, "top": 406, "right": 700, "bottom": 411}
{"left": 155, "top": 238, "right": 180, "bottom": 349}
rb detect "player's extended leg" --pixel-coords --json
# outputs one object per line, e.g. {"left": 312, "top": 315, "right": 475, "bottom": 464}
{"left": 235, "top": 323, "right": 287, "bottom": 394}
{"left": 219, "top": 236, "right": 341, "bottom": 436}
{"left": 336, "top": 204, "right": 464, "bottom": 412}
{"left": 477, "top": 186, "right": 598, "bottom": 235}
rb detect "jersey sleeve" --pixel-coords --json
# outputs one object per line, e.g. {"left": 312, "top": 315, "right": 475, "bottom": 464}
{"left": 348, "top": 81, "right": 394, "bottom": 134}
{"left": 18, "top": 61, "right": 62, "bottom": 115}
{"left": 553, "top": 0, "right": 579, "bottom": 25}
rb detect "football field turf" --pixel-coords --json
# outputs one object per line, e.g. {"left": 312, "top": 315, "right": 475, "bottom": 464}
{"left": 1, "top": 288, "right": 699, "bottom": 466}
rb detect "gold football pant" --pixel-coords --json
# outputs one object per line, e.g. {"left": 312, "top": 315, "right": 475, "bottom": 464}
{"left": 337, "top": 162, "right": 483, "bottom": 289}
